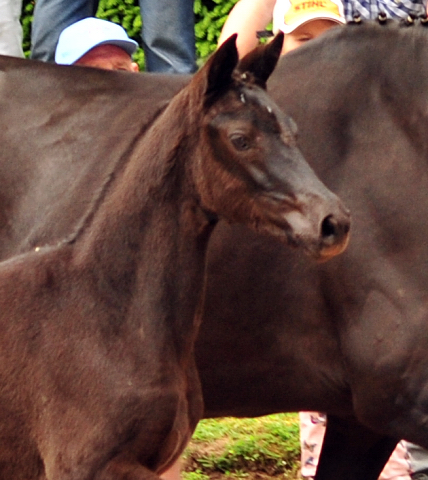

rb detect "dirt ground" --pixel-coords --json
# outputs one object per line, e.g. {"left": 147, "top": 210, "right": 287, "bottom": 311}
{"left": 182, "top": 438, "right": 302, "bottom": 480}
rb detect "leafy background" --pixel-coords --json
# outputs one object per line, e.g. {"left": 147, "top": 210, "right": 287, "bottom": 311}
{"left": 21, "top": 0, "right": 239, "bottom": 69}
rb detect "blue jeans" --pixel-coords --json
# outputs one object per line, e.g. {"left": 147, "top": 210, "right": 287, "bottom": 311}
{"left": 30, "top": 0, "right": 197, "bottom": 73}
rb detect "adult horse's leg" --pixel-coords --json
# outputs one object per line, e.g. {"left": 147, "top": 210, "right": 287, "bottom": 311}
{"left": 315, "top": 415, "right": 398, "bottom": 480}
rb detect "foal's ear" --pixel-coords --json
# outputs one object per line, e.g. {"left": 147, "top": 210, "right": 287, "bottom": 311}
{"left": 237, "top": 32, "right": 284, "bottom": 88}
{"left": 203, "top": 34, "right": 239, "bottom": 107}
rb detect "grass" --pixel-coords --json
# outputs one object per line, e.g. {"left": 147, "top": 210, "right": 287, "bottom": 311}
{"left": 182, "top": 413, "right": 302, "bottom": 480}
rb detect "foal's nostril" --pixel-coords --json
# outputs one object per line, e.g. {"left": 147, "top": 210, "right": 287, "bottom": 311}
{"left": 318, "top": 212, "right": 350, "bottom": 258}
{"left": 321, "top": 215, "right": 337, "bottom": 239}
{"left": 321, "top": 214, "right": 351, "bottom": 243}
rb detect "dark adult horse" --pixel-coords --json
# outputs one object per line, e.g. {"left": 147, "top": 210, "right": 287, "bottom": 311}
{"left": 197, "top": 19, "right": 428, "bottom": 480}
{"left": 0, "top": 35, "right": 350, "bottom": 480}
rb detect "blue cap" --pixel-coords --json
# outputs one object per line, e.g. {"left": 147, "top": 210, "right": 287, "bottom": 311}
{"left": 55, "top": 17, "right": 138, "bottom": 65}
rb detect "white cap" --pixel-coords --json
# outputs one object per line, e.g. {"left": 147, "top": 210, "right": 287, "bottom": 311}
{"left": 55, "top": 17, "right": 138, "bottom": 65}
{"left": 273, "top": 0, "right": 346, "bottom": 34}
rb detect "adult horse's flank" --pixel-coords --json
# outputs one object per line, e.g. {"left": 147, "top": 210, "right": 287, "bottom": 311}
{"left": 0, "top": 35, "right": 349, "bottom": 480}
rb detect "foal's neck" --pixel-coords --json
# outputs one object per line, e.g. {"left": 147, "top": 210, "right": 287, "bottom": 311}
{"left": 72, "top": 87, "right": 214, "bottom": 343}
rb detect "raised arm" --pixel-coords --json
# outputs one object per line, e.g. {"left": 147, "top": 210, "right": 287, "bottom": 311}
{"left": 217, "top": 0, "right": 277, "bottom": 57}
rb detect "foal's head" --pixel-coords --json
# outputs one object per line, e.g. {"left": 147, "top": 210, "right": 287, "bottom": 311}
{"left": 188, "top": 34, "right": 350, "bottom": 260}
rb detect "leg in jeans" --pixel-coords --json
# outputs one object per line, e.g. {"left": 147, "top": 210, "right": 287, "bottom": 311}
{"left": 0, "top": 0, "right": 23, "bottom": 57}
{"left": 299, "top": 411, "right": 326, "bottom": 478}
{"left": 139, "top": 0, "right": 197, "bottom": 73}
{"left": 31, "top": 0, "right": 98, "bottom": 62}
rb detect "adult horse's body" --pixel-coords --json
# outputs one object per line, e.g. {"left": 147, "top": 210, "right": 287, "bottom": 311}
{"left": 197, "top": 20, "right": 428, "bottom": 479}
{"left": 0, "top": 35, "right": 350, "bottom": 480}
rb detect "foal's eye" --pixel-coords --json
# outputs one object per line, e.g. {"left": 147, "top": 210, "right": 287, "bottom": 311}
{"left": 230, "top": 134, "right": 251, "bottom": 151}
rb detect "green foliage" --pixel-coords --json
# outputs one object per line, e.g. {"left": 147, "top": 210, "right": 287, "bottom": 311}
{"left": 194, "top": 0, "right": 239, "bottom": 63}
{"left": 183, "top": 414, "right": 301, "bottom": 479}
{"left": 21, "top": 0, "right": 239, "bottom": 68}
{"left": 21, "top": 0, "right": 34, "bottom": 56}
{"left": 97, "top": 0, "right": 142, "bottom": 37}
{"left": 182, "top": 471, "right": 210, "bottom": 480}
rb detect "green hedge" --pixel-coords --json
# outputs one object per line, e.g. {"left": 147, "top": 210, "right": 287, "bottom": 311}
{"left": 21, "top": 0, "right": 239, "bottom": 69}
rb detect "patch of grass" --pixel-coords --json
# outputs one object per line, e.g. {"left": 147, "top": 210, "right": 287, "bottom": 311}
{"left": 182, "top": 413, "right": 301, "bottom": 480}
